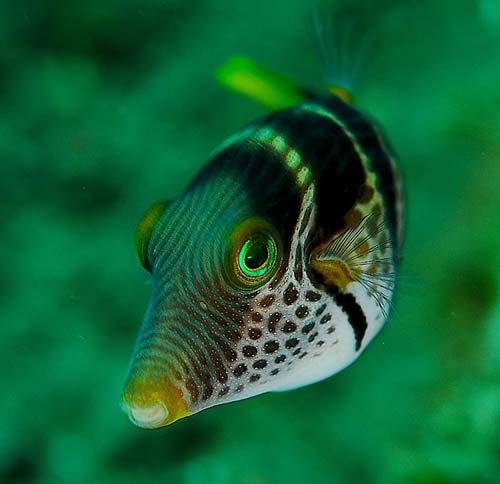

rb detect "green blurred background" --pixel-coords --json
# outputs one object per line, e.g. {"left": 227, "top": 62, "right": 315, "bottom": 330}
{"left": 1, "top": 0, "right": 500, "bottom": 483}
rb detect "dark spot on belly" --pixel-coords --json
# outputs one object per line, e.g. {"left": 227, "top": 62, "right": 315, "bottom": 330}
{"left": 218, "top": 385, "right": 229, "bottom": 396}
{"left": 308, "top": 331, "right": 318, "bottom": 343}
{"left": 285, "top": 338, "right": 299, "bottom": 349}
{"left": 305, "top": 291, "right": 321, "bottom": 302}
{"left": 268, "top": 312, "right": 282, "bottom": 332}
{"left": 315, "top": 304, "right": 327, "bottom": 316}
{"left": 259, "top": 294, "right": 275, "bottom": 308}
{"left": 248, "top": 327, "right": 262, "bottom": 340}
{"left": 242, "top": 345, "right": 257, "bottom": 357}
{"left": 264, "top": 340, "right": 279, "bottom": 353}
{"left": 320, "top": 314, "right": 332, "bottom": 325}
{"left": 233, "top": 363, "right": 247, "bottom": 377}
{"left": 302, "top": 322, "right": 315, "bottom": 334}
{"left": 283, "top": 283, "right": 299, "bottom": 305}
{"left": 251, "top": 312, "right": 263, "bottom": 323}
{"left": 295, "top": 305, "right": 309, "bottom": 319}
{"left": 253, "top": 359, "right": 267, "bottom": 369}
{"left": 282, "top": 320, "right": 297, "bottom": 333}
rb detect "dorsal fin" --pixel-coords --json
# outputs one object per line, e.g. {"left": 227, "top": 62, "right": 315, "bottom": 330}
{"left": 309, "top": 7, "right": 376, "bottom": 105}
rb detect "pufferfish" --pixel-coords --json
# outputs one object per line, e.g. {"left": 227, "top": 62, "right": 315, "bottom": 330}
{"left": 121, "top": 51, "right": 403, "bottom": 429}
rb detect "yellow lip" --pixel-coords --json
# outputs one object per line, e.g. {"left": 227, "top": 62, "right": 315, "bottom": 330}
{"left": 122, "top": 400, "right": 170, "bottom": 429}
{"left": 121, "top": 374, "right": 189, "bottom": 429}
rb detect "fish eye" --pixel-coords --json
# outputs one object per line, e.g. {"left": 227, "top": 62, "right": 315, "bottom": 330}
{"left": 239, "top": 234, "right": 277, "bottom": 277}
{"left": 229, "top": 218, "right": 281, "bottom": 287}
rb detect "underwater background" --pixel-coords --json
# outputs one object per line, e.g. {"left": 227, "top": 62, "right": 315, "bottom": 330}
{"left": 2, "top": 0, "right": 500, "bottom": 483}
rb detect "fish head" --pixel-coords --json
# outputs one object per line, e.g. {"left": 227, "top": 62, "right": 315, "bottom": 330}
{"left": 121, "top": 118, "right": 396, "bottom": 428}
{"left": 121, "top": 133, "right": 308, "bottom": 428}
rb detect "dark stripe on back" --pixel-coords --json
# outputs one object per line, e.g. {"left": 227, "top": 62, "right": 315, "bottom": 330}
{"left": 256, "top": 105, "right": 367, "bottom": 237}
{"left": 315, "top": 95, "right": 399, "bottom": 244}
{"left": 310, "top": 268, "right": 368, "bottom": 350}
{"left": 330, "top": 286, "right": 367, "bottom": 351}
{"left": 189, "top": 137, "right": 303, "bottom": 249}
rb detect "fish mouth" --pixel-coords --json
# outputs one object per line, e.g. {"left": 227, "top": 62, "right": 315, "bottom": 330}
{"left": 121, "top": 371, "right": 189, "bottom": 429}
{"left": 121, "top": 400, "right": 170, "bottom": 429}
{"left": 121, "top": 303, "right": 191, "bottom": 429}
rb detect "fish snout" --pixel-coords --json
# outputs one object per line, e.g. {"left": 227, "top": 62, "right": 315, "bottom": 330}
{"left": 121, "top": 374, "right": 188, "bottom": 429}
{"left": 121, "top": 399, "right": 169, "bottom": 429}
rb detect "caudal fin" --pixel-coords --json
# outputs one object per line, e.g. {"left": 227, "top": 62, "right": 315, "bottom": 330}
{"left": 216, "top": 56, "right": 306, "bottom": 110}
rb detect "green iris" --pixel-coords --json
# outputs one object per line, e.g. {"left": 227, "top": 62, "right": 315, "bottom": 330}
{"left": 238, "top": 234, "right": 276, "bottom": 278}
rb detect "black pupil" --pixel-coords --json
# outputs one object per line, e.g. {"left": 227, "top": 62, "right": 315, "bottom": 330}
{"left": 245, "top": 237, "right": 269, "bottom": 270}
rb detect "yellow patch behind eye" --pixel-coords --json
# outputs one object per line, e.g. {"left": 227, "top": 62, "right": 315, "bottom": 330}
{"left": 135, "top": 201, "right": 170, "bottom": 272}
{"left": 310, "top": 243, "right": 359, "bottom": 291}
{"left": 310, "top": 256, "right": 356, "bottom": 290}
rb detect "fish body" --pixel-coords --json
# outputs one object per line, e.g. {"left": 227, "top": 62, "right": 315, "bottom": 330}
{"left": 121, "top": 62, "right": 403, "bottom": 428}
